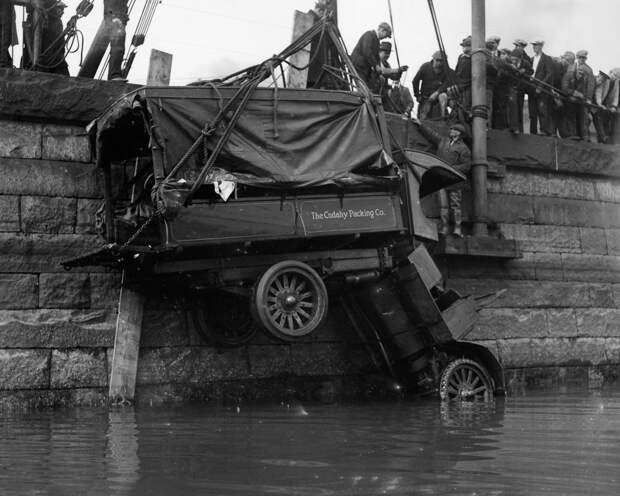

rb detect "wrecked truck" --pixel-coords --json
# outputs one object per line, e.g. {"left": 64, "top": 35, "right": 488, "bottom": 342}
{"left": 65, "top": 19, "right": 504, "bottom": 400}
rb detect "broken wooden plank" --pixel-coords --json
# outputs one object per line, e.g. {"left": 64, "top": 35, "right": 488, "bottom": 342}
{"left": 109, "top": 271, "right": 144, "bottom": 404}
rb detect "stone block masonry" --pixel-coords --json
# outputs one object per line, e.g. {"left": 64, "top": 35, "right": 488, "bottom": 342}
{"left": 1, "top": 70, "right": 619, "bottom": 408}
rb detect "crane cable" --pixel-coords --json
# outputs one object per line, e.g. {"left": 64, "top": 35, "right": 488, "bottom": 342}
{"left": 386, "top": 0, "right": 400, "bottom": 68}
{"left": 97, "top": 0, "right": 161, "bottom": 80}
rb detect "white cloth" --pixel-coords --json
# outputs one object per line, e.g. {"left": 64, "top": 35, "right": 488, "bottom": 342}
{"left": 532, "top": 53, "right": 541, "bottom": 75}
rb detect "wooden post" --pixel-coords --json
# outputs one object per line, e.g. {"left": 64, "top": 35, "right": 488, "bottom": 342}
{"left": 109, "top": 271, "right": 144, "bottom": 403}
{"left": 146, "top": 48, "right": 173, "bottom": 86}
{"left": 77, "top": 18, "right": 110, "bottom": 78}
{"left": 287, "top": 10, "right": 315, "bottom": 88}
{"left": 471, "top": 0, "right": 489, "bottom": 237}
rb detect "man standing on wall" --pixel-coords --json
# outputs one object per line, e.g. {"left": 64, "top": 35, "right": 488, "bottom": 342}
{"left": 0, "top": 1, "right": 17, "bottom": 68}
{"left": 528, "top": 40, "right": 554, "bottom": 135}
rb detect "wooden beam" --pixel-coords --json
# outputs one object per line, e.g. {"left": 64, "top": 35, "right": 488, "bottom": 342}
{"left": 109, "top": 270, "right": 144, "bottom": 404}
{"left": 287, "top": 10, "right": 315, "bottom": 88}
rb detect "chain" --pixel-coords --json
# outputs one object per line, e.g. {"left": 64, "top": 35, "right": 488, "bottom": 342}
{"left": 120, "top": 210, "right": 161, "bottom": 249}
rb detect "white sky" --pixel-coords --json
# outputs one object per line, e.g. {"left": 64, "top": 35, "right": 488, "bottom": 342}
{"left": 10, "top": 0, "right": 620, "bottom": 86}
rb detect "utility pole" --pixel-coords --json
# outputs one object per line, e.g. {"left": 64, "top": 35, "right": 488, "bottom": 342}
{"left": 470, "top": 0, "right": 488, "bottom": 237}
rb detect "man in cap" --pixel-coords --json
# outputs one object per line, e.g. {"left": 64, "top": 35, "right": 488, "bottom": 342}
{"left": 562, "top": 50, "right": 595, "bottom": 139}
{"left": 22, "top": 0, "right": 70, "bottom": 75}
{"left": 592, "top": 71, "right": 618, "bottom": 143}
{"left": 552, "top": 51, "right": 576, "bottom": 137}
{"left": 448, "top": 36, "right": 473, "bottom": 119}
{"left": 486, "top": 36, "right": 501, "bottom": 58}
{"left": 608, "top": 68, "right": 620, "bottom": 143}
{"left": 414, "top": 119, "right": 471, "bottom": 236}
{"left": 528, "top": 40, "right": 555, "bottom": 135}
{"left": 505, "top": 48, "right": 533, "bottom": 134}
{"left": 378, "top": 41, "right": 400, "bottom": 112}
{"left": 412, "top": 50, "right": 454, "bottom": 119}
{"left": 351, "top": 22, "right": 406, "bottom": 93}
{"left": 389, "top": 80, "right": 414, "bottom": 117}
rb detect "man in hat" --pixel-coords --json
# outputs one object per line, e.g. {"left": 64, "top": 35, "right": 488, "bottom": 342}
{"left": 562, "top": 50, "right": 595, "bottom": 139}
{"left": 592, "top": 70, "right": 618, "bottom": 143}
{"left": 412, "top": 50, "right": 454, "bottom": 119}
{"left": 448, "top": 36, "right": 472, "bottom": 118}
{"left": 389, "top": 80, "right": 414, "bottom": 117}
{"left": 506, "top": 48, "right": 533, "bottom": 134}
{"left": 528, "top": 40, "right": 555, "bottom": 135}
{"left": 414, "top": 119, "right": 471, "bottom": 236}
{"left": 22, "top": 0, "right": 70, "bottom": 75}
{"left": 351, "top": 22, "right": 406, "bottom": 93}
{"left": 0, "top": 1, "right": 18, "bottom": 68}
{"left": 378, "top": 41, "right": 400, "bottom": 112}
{"left": 486, "top": 35, "right": 501, "bottom": 61}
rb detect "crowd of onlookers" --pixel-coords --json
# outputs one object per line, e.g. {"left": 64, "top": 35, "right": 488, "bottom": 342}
{"left": 349, "top": 22, "right": 620, "bottom": 145}
{"left": 406, "top": 35, "right": 620, "bottom": 144}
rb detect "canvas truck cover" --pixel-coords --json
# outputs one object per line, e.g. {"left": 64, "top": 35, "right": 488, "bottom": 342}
{"left": 94, "top": 85, "right": 395, "bottom": 189}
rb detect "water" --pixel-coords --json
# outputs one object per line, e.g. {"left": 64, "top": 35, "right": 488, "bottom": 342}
{"left": 2, "top": 389, "right": 620, "bottom": 495}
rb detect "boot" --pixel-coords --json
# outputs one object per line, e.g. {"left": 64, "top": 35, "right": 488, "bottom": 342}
{"left": 439, "top": 208, "right": 450, "bottom": 236}
{"left": 452, "top": 207, "right": 463, "bottom": 237}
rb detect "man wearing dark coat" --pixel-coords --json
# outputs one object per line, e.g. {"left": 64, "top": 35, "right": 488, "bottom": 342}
{"left": 415, "top": 120, "right": 471, "bottom": 237}
{"left": 528, "top": 40, "right": 555, "bottom": 135}
{"left": 0, "top": 1, "right": 17, "bottom": 68}
{"left": 451, "top": 36, "right": 472, "bottom": 114}
{"left": 350, "top": 22, "right": 392, "bottom": 93}
{"left": 22, "top": 0, "right": 69, "bottom": 75}
{"left": 562, "top": 50, "right": 595, "bottom": 140}
{"left": 412, "top": 50, "right": 454, "bottom": 119}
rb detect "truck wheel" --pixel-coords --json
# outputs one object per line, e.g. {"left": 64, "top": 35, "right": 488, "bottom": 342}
{"left": 191, "top": 291, "right": 257, "bottom": 347}
{"left": 253, "top": 261, "right": 328, "bottom": 341}
{"left": 439, "top": 358, "right": 494, "bottom": 401}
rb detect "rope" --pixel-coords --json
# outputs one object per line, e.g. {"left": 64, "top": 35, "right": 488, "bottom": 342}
{"left": 386, "top": 0, "right": 400, "bottom": 68}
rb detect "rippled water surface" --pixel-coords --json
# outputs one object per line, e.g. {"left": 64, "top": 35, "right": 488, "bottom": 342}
{"left": 2, "top": 389, "right": 620, "bottom": 495}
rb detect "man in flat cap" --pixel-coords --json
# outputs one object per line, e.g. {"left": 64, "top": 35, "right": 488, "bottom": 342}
{"left": 528, "top": 40, "right": 555, "bottom": 135}
{"left": 414, "top": 119, "right": 471, "bottom": 236}
{"left": 505, "top": 48, "right": 533, "bottom": 134}
{"left": 351, "top": 22, "right": 406, "bottom": 93}
{"left": 486, "top": 36, "right": 501, "bottom": 58}
{"left": 448, "top": 36, "right": 473, "bottom": 120}
{"left": 562, "top": 50, "right": 595, "bottom": 140}
{"left": 412, "top": 50, "right": 454, "bottom": 119}
{"left": 378, "top": 41, "right": 400, "bottom": 112}
{"left": 592, "top": 70, "right": 618, "bottom": 143}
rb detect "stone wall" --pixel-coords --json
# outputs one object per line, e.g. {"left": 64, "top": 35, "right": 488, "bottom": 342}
{"left": 442, "top": 132, "right": 620, "bottom": 389}
{"left": 1, "top": 71, "right": 619, "bottom": 409}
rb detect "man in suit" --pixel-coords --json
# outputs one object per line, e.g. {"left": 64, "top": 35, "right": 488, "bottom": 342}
{"left": 528, "top": 40, "right": 555, "bottom": 135}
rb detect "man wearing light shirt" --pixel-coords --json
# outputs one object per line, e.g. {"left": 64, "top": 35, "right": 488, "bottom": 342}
{"left": 528, "top": 40, "right": 554, "bottom": 135}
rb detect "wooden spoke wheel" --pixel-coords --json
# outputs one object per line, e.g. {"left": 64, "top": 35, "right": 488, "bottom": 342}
{"left": 253, "top": 261, "right": 328, "bottom": 341}
{"left": 191, "top": 291, "right": 257, "bottom": 347}
{"left": 439, "top": 358, "right": 494, "bottom": 402}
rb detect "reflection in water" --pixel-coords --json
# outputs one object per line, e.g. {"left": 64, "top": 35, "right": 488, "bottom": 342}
{"left": 105, "top": 410, "right": 140, "bottom": 494}
{"left": 0, "top": 390, "right": 620, "bottom": 495}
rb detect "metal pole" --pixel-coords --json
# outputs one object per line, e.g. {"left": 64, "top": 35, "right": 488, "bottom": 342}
{"left": 32, "top": 0, "right": 43, "bottom": 69}
{"left": 471, "top": 0, "right": 488, "bottom": 237}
